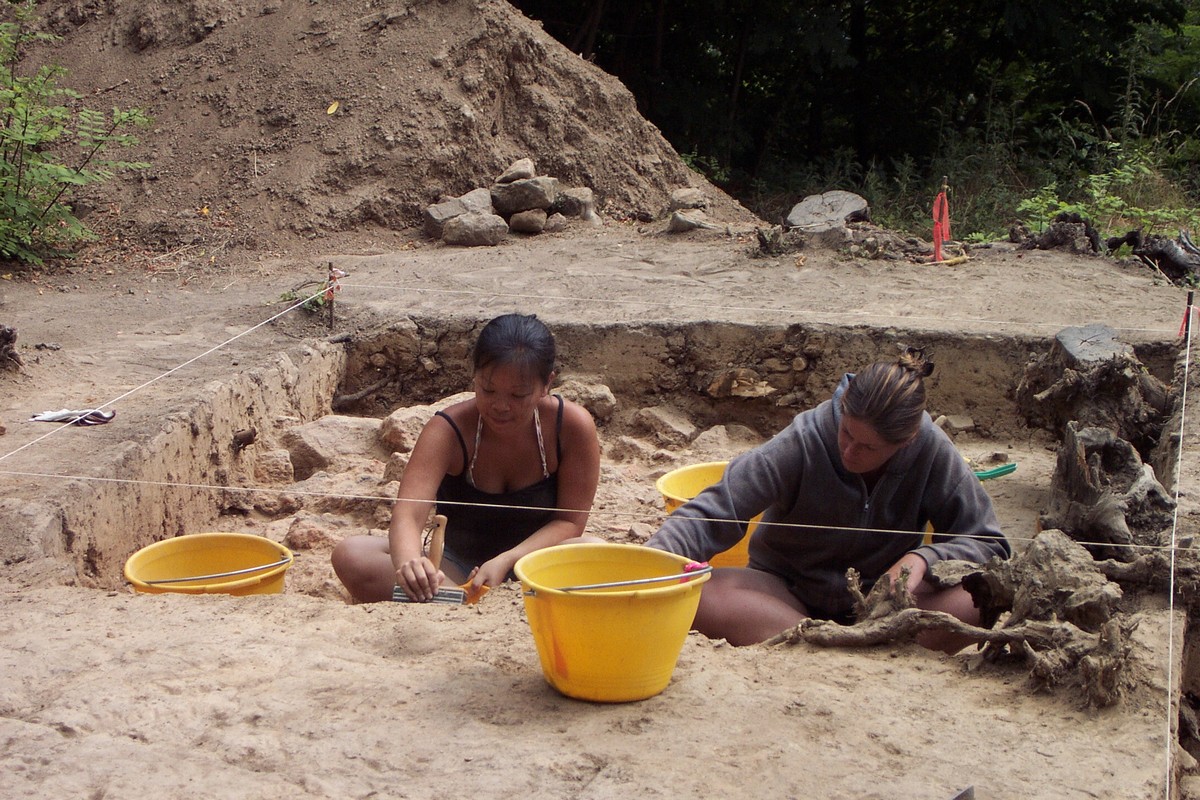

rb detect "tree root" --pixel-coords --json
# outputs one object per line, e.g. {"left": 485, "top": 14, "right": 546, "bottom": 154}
{"left": 1, "top": 324, "right": 24, "bottom": 370}
{"left": 765, "top": 537, "right": 1141, "bottom": 707}
{"left": 1098, "top": 550, "right": 1200, "bottom": 602}
{"left": 332, "top": 371, "right": 395, "bottom": 411}
{"left": 766, "top": 610, "right": 1136, "bottom": 707}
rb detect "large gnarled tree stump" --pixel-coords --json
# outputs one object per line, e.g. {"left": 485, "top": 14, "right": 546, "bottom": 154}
{"left": 1015, "top": 323, "right": 1170, "bottom": 457}
{"left": 1040, "top": 422, "right": 1175, "bottom": 562}
{"left": 767, "top": 531, "right": 1138, "bottom": 707}
{"left": 1131, "top": 232, "right": 1200, "bottom": 284}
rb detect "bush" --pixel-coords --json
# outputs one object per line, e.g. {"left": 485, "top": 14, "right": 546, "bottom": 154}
{"left": 0, "top": 1, "right": 149, "bottom": 264}
{"left": 1016, "top": 143, "right": 1200, "bottom": 241}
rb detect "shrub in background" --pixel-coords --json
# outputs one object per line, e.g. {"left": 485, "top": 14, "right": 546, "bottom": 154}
{"left": 0, "top": 1, "right": 149, "bottom": 265}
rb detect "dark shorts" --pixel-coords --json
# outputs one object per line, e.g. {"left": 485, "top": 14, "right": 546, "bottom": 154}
{"left": 793, "top": 597, "right": 856, "bottom": 627}
{"left": 440, "top": 546, "right": 516, "bottom": 583}
{"left": 747, "top": 560, "right": 856, "bottom": 626}
{"left": 439, "top": 546, "right": 474, "bottom": 579}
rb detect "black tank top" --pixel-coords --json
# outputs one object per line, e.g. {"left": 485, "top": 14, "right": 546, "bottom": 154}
{"left": 434, "top": 395, "right": 564, "bottom": 567}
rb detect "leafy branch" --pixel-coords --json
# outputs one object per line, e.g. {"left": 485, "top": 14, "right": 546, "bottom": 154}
{"left": 0, "top": 1, "right": 150, "bottom": 265}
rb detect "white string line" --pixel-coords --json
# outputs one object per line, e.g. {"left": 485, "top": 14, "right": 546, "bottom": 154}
{"left": 1165, "top": 302, "right": 1194, "bottom": 800}
{"left": 0, "top": 465, "right": 1188, "bottom": 556}
{"left": 2, "top": 275, "right": 1190, "bottom": 583}
{"left": 0, "top": 287, "right": 328, "bottom": 466}
{"left": 337, "top": 280, "right": 1184, "bottom": 337}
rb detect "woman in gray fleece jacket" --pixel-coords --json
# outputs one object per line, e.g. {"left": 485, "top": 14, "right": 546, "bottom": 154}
{"left": 646, "top": 348, "right": 1010, "bottom": 652}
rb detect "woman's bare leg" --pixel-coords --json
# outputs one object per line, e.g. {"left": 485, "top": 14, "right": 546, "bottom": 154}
{"left": 331, "top": 535, "right": 396, "bottom": 603}
{"left": 692, "top": 568, "right": 810, "bottom": 646}
{"left": 911, "top": 583, "right": 982, "bottom": 654}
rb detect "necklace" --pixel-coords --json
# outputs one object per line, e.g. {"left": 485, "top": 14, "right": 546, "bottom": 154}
{"left": 468, "top": 404, "right": 549, "bottom": 487}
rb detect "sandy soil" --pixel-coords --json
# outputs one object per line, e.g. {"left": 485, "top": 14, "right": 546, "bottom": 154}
{"left": 1, "top": 224, "right": 1194, "bottom": 800}
{"left": 1, "top": 1, "right": 1198, "bottom": 798}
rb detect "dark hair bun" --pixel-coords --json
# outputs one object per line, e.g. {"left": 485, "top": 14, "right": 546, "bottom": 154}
{"left": 899, "top": 345, "right": 935, "bottom": 378}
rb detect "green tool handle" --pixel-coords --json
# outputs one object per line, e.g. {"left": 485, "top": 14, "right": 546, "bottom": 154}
{"left": 974, "top": 463, "right": 1017, "bottom": 480}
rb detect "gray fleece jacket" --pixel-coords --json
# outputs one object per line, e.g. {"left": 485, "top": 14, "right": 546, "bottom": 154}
{"left": 646, "top": 374, "right": 1011, "bottom": 617}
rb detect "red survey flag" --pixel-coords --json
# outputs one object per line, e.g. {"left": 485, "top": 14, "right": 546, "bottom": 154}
{"left": 932, "top": 188, "right": 950, "bottom": 262}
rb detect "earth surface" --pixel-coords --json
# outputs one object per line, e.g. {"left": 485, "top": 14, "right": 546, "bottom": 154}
{"left": 1, "top": 1, "right": 1198, "bottom": 798}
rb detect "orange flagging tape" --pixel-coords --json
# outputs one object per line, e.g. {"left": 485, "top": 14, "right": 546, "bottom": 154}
{"left": 932, "top": 190, "right": 950, "bottom": 262}
{"left": 325, "top": 266, "right": 346, "bottom": 302}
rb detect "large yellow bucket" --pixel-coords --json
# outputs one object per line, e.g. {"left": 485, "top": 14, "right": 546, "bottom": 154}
{"left": 124, "top": 533, "right": 294, "bottom": 596}
{"left": 515, "top": 543, "right": 711, "bottom": 703}
{"left": 656, "top": 461, "right": 761, "bottom": 568}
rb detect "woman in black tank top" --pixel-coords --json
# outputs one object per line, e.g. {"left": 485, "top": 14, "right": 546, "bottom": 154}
{"left": 332, "top": 314, "right": 601, "bottom": 604}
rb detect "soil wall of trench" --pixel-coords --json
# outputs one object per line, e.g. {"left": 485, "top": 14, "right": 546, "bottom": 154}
{"left": 0, "top": 342, "right": 346, "bottom": 589}
{"left": 0, "top": 315, "right": 1187, "bottom": 591}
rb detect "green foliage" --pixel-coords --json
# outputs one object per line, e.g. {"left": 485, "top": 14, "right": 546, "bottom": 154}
{"left": 278, "top": 288, "right": 327, "bottom": 314}
{"left": 512, "top": 0, "right": 1200, "bottom": 245}
{"left": 1016, "top": 143, "right": 1200, "bottom": 238}
{"left": 679, "top": 150, "right": 730, "bottom": 185}
{"left": 0, "top": 2, "right": 149, "bottom": 264}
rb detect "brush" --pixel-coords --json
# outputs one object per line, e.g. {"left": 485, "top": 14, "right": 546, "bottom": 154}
{"left": 392, "top": 514, "right": 489, "bottom": 605}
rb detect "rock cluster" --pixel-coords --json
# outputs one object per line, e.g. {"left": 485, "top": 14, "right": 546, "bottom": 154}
{"left": 422, "top": 158, "right": 601, "bottom": 246}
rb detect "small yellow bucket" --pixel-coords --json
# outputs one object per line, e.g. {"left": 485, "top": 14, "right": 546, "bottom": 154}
{"left": 515, "top": 543, "right": 711, "bottom": 703}
{"left": 124, "top": 533, "right": 294, "bottom": 596}
{"left": 656, "top": 461, "right": 761, "bottom": 568}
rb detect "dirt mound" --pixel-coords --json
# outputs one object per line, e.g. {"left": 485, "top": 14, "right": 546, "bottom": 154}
{"left": 23, "top": 0, "right": 760, "bottom": 261}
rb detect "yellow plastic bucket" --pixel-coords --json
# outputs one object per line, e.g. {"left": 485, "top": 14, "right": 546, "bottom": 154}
{"left": 124, "top": 533, "right": 294, "bottom": 596}
{"left": 656, "top": 461, "right": 761, "bottom": 568}
{"left": 515, "top": 543, "right": 711, "bottom": 703}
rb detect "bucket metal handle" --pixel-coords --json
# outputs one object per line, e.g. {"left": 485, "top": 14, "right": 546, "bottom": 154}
{"left": 527, "top": 564, "right": 713, "bottom": 595}
{"left": 142, "top": 555, "right": 292, "bottom": 585}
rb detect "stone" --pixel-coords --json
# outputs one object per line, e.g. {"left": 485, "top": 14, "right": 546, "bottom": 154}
{"left": 421, "top": 197, "right": 467, "bottom": 239}
{"left": 669, "top": 187, "right": 707, "bottom": 210}
{"left": 784, "top": 190, "right": 870, "bottom": 233}
{"left": 281, "top": 415, "right": 388, "bottom": 480}
{"left": 705, "top": 367, "right": 775, "bottom": 398}
{"left": 378, "top": 391, "right": 473, "bottom": 453}
{"left": 692, "top": 424, "right": 762, "bottom": 452}
{"left": 491, "top": 176, "right": 559, "bottom": 215}
{"left": 442, "top": 211, "right": 509, "bottom": 246}
{"left": 667, "top": 209, "right": 721, "bottom": 233}
{"left": 457, "top": 187, "right": 494, "bottom": 215}
{"left": 284, "top": 515, "right": 345, "bottom": 551}
{"left": 382, "top": 452, "right": 408, "bottom": 484}
{"left": 251, "top": 491, "right": 302, "bottom": 517}
{"left": 627, "top": 522, "right": 655, "bottom": 542}
{"left": 253, "top": 448, "right": 295, "bottom": 484}
{"left": 509, "top": 208, "right": 548, "bottom": 234}
{"left": 556, "top": 379, "right": 617, "bottom": 422}
{"left": 552, "top": 186, "right": 600, "bottom": 224}
{"left": 943, "top": 414, "right": 976, "bottom": 433}
{"left": 496, "top": 157, "right": 535, "bottom": 183}
{"left": 635, "top": 405, "right": 698, "bottom": 446}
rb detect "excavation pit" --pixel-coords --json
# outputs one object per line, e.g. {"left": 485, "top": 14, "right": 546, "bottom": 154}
{"left": 1, "top": 242, "right": 1197, "bottom": 799}
{"left": 7, "top": 316, "right": 1182, "bottom": 595}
